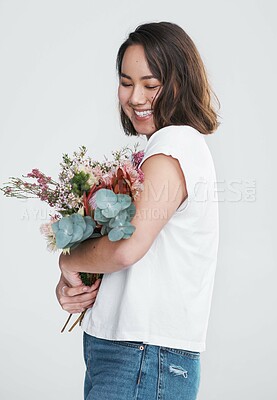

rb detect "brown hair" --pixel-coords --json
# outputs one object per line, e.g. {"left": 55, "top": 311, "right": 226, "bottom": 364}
{"left": 116, "top": 22, "right": 220, "bottom": 135}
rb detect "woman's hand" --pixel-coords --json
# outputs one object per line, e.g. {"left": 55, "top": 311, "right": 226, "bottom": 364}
{"left": 56, "top": 273, "right": 101, "bottom": 314}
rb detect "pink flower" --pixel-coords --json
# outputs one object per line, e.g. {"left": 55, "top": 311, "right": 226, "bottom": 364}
{"left": 27, "top": 169, "right": 52, "bottom": 186}
{"left": 117, "top": 161, "right": 144, "bottom": 199}
{"left": 132, "top": 151, "right": 144, "bottom": 167}
{"left": 40, "top": 216, "right": 60, "bottom": 252}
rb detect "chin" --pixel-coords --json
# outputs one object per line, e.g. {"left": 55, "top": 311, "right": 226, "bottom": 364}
{"left": 133, "top": 125, "right": 156, "bottom": 137}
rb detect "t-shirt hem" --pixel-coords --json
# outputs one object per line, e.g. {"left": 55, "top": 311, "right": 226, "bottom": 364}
{"left": 82, "top": 325, "right": 206, "bottom": 353}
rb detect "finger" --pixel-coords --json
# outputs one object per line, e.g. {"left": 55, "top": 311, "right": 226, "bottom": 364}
{"left": 61, "top": 278, "right": 101, "bottom": 297}
{"left": 59, "top": 289, "right": 99, "bottom": 307}
{"left": 61, "top": 285, "right": 87, "bottom": 297}
{"left": 82, "top": 278, "right": 101, "bottom": 293}
{"left": 61, "top": 298, "right": 97, "bottom": 313}
{"left": 93, "top": 278, "right": 102, "bottom": 286}
{"left": 60, "top": 290, "right": 98, "bottom": 304}
{"left": 58, "top": 288, "right": 99, "bottom": 309}
{"left": 66, "top": 298, "right": 95, "bottom": 311}
{"left": 61, "top": 285, "right": 67, "bottom": 296}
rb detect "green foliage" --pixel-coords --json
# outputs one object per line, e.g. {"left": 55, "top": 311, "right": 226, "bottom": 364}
{"left": 52, "top": 214, "right": 96, "bottom": 249}
{"left": 94, "top": 189, "right": 136, "bottom": 241}
{"left": 70, "top": 171, "right": 91, "bottom": 196}
{"left": 80, "top": 272, "right": 103, "bottom": 286}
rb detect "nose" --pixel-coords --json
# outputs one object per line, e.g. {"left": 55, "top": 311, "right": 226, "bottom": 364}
{"left": 129, "top": 85, "right": 146, "bottom": 106}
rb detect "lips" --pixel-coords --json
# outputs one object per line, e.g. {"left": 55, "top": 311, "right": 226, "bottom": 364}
{"left": 134, "top": 109, "right": 153, "bottom": 117}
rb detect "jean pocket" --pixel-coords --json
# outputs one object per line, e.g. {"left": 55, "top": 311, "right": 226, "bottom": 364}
{"left": 109, "top": 339, "right": 144, "bottom": 349}
{"left": 162, "top": 347, "right": 201, "bottom": 360}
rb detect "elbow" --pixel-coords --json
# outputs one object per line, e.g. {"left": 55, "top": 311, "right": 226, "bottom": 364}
{"left": 114, "top": 250, "right": 134, "bottom": 271}
{"left": 111, "top": 231, "right": 152, "bottom": 272}
{"left": 115, "top": 243, "right": 147, "bottom": 271}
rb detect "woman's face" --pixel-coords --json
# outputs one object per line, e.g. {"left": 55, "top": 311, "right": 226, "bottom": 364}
{"left": 118, "top": 44, "right": 162, "bottom": 137}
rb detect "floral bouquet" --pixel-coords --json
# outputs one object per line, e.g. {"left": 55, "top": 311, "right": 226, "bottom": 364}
{"left": 1, "top": 145, "right": 144, "bottom": 331}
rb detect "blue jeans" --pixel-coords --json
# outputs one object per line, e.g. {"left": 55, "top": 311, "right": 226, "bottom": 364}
{"left": 83, "top": 333, "right": 201, "bottom": 400}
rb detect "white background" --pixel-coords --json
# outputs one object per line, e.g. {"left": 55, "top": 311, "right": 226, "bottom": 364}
{"left": 0, "top": 1, "right": 276, "bottom": 399}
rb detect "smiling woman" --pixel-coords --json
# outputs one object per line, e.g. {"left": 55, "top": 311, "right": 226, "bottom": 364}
{"left": 56, "top": 21, "right": 220, "bottom": 400}
{"left": 118, "top": 45, "right": 161, "bottom": 137}
{"left": 116, "top": 22, "right": 219, "bottom": 138}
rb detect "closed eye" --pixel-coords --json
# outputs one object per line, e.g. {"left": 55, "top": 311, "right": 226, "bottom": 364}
{"left": 120, "top": 81, "right": 132, "bottom": 87}
{"left": 146, "top": 85, "right": 160, "bottom": 89}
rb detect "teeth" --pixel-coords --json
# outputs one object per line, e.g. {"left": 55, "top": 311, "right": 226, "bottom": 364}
{"left": 134, "top": 110, "right": 153, "bottom": 117}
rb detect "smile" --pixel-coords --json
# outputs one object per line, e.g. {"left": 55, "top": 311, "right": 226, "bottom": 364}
{"left": 134, "top": 110, "right": 153, "bottom": 117}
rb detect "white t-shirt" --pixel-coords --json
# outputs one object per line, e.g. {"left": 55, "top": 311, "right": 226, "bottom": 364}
{"left": 82, "top": 125, "right": 219, "bottom": 352}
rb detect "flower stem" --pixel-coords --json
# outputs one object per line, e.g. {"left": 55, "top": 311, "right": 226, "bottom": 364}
{"left": 60, "top": 313, "right": 73, "bottom": 333}
{"left": 68, "top": 311, "right": 86, "bottom": 332}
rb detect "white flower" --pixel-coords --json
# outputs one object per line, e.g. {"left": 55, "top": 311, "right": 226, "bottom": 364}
{"left": 77, "top": 165, "right": 99, "bottom": 186}
{"left": 40, "top": 220, "right": 57, "bottom": 252}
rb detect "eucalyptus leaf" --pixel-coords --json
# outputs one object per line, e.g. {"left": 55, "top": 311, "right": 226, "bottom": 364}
{"left": 71, "top": 213, "right": 86, "bottom": 231}
{"left": 126, "top": 203, "right": 136, "bottom": 219}
{"left": 55, "top": 230, "right": 72, "bottom": 248}
{"left": 101, "top": 225, "right": 108, "bottom": 235}
{"left": 95, "top": 189, "right": 117, "bottom": 209}
{"left": 108, "top": 227, "right": 125, "bottom": 241}
{"left": 109, "top": 210, "right": 128, "bottom": 228}
{"left": 84, "top": 216, "right": 96, "bottom": 228}
{"left": 59, "top": 217, "right": 74, "bottom": 235}
{"left": 94, "top": 207, "right": 109, "bottom": 223}
{"left": 81, "top": 223, "right": 94, "bottom": 241}
{"left": 51, "top": 221, "right": 60, "bottom": 234}
{"left": 53, "top": 213, "right": 96, "bottom": 249}
{"left": 70, "top": 225, "right": 84, "bottom": 243}
{"left": 101, "top": 202, "right": 122, "bottom": 218}
{"left": 123, "top": 224, "right": 136, "bottom": 235}
{"left": 90, "top": 232, "right": 102, "bottom": 239}
{"left": 117, "top": 194, "right": 132, "bottom": 210}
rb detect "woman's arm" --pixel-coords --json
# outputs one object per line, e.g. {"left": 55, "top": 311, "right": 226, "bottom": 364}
{"left": 59, "top": 153, "right": 187, "bottom": 276}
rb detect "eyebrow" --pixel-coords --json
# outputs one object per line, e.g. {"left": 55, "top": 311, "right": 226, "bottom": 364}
{"left": 120, "top": 73, "right": 157, "bottom": 80}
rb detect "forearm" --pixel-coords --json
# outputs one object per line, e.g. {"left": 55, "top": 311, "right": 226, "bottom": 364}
{"left": 59, "top": 154, "right": 185, "bottom": 276}
{"left": 59, "top": 235, "right": 129, "bottom": 274}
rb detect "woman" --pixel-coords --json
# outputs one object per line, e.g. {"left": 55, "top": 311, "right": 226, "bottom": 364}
{"left": 56, "top": 22, "right": 219, "bottom": 400}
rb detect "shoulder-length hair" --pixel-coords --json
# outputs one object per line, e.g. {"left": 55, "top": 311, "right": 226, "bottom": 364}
{"left": 116, "top": 22, "right": 220, "bottom": 136}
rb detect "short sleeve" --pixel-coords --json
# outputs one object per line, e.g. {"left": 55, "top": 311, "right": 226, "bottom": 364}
{"left": 139, "top": 125, "right": 211, "bottom": 205}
